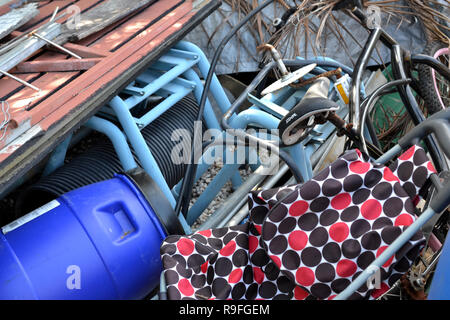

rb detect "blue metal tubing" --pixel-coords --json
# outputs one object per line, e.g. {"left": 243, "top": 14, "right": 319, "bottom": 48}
{"left": 335, "top": 206, "right": 438, "bottom": 300}
{"left": 229, "top": 108, "right": 317, "bottom": 182}
{"left": 42, "top": 133, "right": 73, "bottom": 177}
{"left": 123, "top": 54, "right": 199, "bottom": 108}
{"left": 145, "top": 67, "right": 236, "bottom": 189}
{"left": 229, "top": 108, "right": 280, "bottom": 131}
{"left": 135, "top": 85, "right": 192, "bottom": 128}
{"left": 140, "top": 63, "right": 236, "bottom": 188}
{"left": 109, "top": 96, "right": 198, "bottom": 234}
{"left": 84, "top": 116, "right": 138, "bottom": 172}
{"left": 182, "top": 68, "right": 222, "bottom": 130}
{"left": 108, "top": 96, "right": 193, "bottom": 234}
{"left": 376, "top": 145, "right": 403, "bottom": 165}
{"left": 180, "top": 67, "right": 243, "bottom": 188}
{"left": 186, "top": 163, "right": 241, "bottom": 225}
{"left": 109, "top": 96, "right": 175, "bottom": 205}
{"left": 175, "top": 41, "right": 231, "bottom": 115}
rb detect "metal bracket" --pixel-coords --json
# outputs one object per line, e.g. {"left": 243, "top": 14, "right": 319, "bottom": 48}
{"left": 247, "top": 93, "right": 288, "bottom": 119}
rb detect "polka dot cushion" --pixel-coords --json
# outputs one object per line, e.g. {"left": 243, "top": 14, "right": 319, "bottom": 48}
{"left": 160, "top": 146, "right": 436, "bottom": 300}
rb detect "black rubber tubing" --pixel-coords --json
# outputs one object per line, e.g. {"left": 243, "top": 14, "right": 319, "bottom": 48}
{"left": 16, "top": 96, "right": 202, "bottom": 216}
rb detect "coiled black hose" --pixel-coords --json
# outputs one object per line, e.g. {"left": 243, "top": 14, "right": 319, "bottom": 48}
{"left": 16, "top": 96, "right": 201, "bottom": 215}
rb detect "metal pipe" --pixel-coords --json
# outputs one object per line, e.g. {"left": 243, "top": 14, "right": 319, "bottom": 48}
{"left": 358, "top": 78, "right": 412, "bottom": 155}
{"left": 335, "top": 206, "right": 438, "bottom": 300}
{"left": 197, "top": 164, "right": 275, "bottom": 231}
{"left": 109, "top": 96, "right": 175, "bottom": 206}
{"left": 225, "top": 163, "right": 290, "bottom": 227}
{"left": 391, "top": 45, "right": 448, "bottom": 172}
{"left": 349, "top": 27, "right": 383, "bottom": 132}
{"left": 84, "top": 116, "right": 138, "bottom": 172}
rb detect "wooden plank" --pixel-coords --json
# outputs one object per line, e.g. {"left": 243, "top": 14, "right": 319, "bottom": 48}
{"left": 5, "top": 0, "right": 183, "bottom": 125}
{"left": 20, "top": 0, "right": 76, "bottom": 31}
{"left": 0, "top": 0, "right": 109, "bottom": 109}
{"left": 0, "top": 0, "right": 220, "bottom": 193}
{"left": 58, "top": 42, "right": 109, "bottom": 58}
{"left": 12, "top": 57, "right": 102, "bottom": 72}
{"left": 89, "top": 0, "right": 181, "bottom": 52}
{"left": 53, "top": 0, "right": 157, "bottom": 44}
{"left": 0, "top": 22, "right": 61, "bottom": 73}
{"left": 0, "top": 3, "right": 39, "bottom": 40}
{"left": 33, "top": 0, "right": 190, "bottom": 128}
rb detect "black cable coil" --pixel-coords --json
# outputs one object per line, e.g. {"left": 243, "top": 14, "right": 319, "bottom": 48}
{"left": 16, "top": 96, "right": 202, "bottom": 215}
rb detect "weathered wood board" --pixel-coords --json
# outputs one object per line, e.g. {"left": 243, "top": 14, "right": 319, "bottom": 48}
{"left": 54, "top": 0, "right": 157, "bottom": 44}
{"left": 0, "top": 3, "right": 39, "bottom": 40}
{"left": 0, "top": 0, "right": 221, "bottom": 195}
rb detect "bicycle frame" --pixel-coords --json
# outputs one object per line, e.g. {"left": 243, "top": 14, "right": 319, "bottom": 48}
{"left": 349, "top": 25, "right": 450, "bottom": 172}
{"left": 336, "top": 108, "right": 450, "bottom": 300}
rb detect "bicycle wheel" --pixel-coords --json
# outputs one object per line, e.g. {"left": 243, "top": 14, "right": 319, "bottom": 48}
{"left": 417, "top": 41, "right": 450, "bottom": 114}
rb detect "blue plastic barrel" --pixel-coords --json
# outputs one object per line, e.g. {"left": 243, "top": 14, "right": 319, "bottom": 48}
{"left": 0, "top": 169, "right": 183, "bottom": 300}
{"left": 428, "top": 235, "right": 450, "bottom": 300}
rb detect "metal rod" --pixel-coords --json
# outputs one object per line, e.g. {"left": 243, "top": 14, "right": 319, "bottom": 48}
{"left": 391, "top": 45, "right": 448, "bottom": 172}
{"left": 335, "top": 206, "right": 438, "bottom": 300}
{"left": 349, "top": 28, "right": 383, "bottom": 132}
{"left": 198, "top": 164, "right": 275, "bottom": 231}
{"left": 49, "top": 6, "right": 59, "bottom": 23}
{"left": 225, "top": 163, "right": 290, "bottom": 227}
{"left": 0, "top": 11, "right": 67, "bottom": 56}
{"left": 0, "top": 69, "right": 40, "bottom": 91}
{"left": 31, "top": 32, "right": 82, "bottom": 59}
{"left": 358, "top": 78, "right": 412, "bottom": 155}
{"left": 422, "top": 249, "right": 442, "bottom": 277}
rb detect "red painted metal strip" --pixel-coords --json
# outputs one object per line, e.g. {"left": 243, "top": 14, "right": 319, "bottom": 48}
{"left": 0, "top": 0, "right": 107, "bottom": 100}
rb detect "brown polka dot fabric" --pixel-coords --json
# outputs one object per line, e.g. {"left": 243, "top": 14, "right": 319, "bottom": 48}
{"left": 160, "top": 146, "right": 436, "bottom": 300}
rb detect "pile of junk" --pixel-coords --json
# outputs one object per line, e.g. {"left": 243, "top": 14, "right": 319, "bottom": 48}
{"left": 0, "top": 0, "right": 450, "bottom": 300}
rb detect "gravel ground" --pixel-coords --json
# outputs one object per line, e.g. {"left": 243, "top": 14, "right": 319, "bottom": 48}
{"left": 190, "top": 159, "right": 252, "bottom": 231}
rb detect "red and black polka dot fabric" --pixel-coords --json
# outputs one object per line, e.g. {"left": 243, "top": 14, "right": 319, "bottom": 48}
{"left": 160, "top": 146, "right": 436, "bottom": 300}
